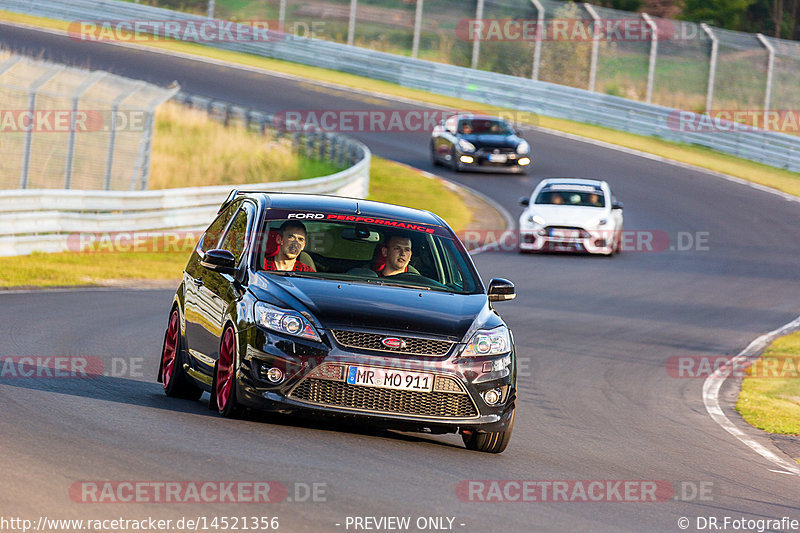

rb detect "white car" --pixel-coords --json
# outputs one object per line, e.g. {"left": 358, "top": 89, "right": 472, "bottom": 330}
{"left": 518, "top": 178, "right": 624, "bottom": 255}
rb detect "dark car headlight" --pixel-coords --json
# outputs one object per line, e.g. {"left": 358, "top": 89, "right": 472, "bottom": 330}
{"left": 462, "top": 326, "right": 511, "bottom": 356}
{"left": 254, "top": 301, "right": 321, "bottom": 342}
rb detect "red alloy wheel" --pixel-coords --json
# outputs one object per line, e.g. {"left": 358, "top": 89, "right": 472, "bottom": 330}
{"left": 161, "top": 310, "right": 179, "bottom": 388}
{"left": 215, "top": 328, "right": 236, "bottom": 411}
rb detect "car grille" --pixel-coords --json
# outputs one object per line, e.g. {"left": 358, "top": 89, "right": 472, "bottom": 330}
{"left": 288, "top": 365, "right": 478, "bottom": 419}
{"left": 544, "top": 226, "right": 591, "bottom": 238}
{"left": 476, "top": 147, "right": 515, "bottom": 155}
{"left": 330, "top": 330, "right": 454, "bottom": 356}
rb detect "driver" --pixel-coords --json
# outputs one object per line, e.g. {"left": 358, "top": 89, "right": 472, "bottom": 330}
{"left": 378, "top": 234, "right": 413, "bottom": 277}
{"left": 263, "top": 220, "right": 316, "bottom": 272}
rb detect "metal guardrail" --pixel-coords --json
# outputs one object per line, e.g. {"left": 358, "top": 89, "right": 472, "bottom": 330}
{"left": 0, "top": 160, "right": 370, "bottom": 256}
{"left": 3, "top": 0, "right": 799, "bottom": 173}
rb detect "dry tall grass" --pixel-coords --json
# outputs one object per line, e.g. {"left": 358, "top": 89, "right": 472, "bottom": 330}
{"left": 149, "top": 102, "right": 333, "bottom": 189}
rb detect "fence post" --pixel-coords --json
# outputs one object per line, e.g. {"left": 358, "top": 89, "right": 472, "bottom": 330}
{"left": 641, "top": 13, "right": 658, "bottom": 105}
{"left": 471, "top": 0, "right": 484, "bottom": 70}
{"left": 64, "top": 72, "right": 106, "bottom": 189}
{"left": 279, "top": 0, "right": 286, "bottom": 30}
{"left": 138, "top": 111, "right": 156, "bottom": 190}
{"left": 105, "top": 83, "right": 143, "bottom": 190}
{"left": 19, "top": 67, "right": 63, "bottom": 189}
{"left": 701, "top": 23, "right": 717, "bottom": 113}
{"left": 411, "top": 0, "right": 424, "bottom": 59}
{"left": 584, "top": 3, "right": 600, "bottom": 93}
{"left": 530, "top": 0, "right": 544, "bottom": 80}
{"left": 207, "top": 0, "right": 214, "bottom": 18}
{"left": 756, "top": 33, "right": 775, "bottom": 128}
{"left": 347, "top": 0, "right": 357, "bottom": 47}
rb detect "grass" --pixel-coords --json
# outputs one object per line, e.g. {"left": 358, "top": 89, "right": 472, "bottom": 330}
{"left": 0, "top": 156, "right": 471, "bottom": 288}
{"left": 0, "top": 249, "right": 190, "bottom": 288}
{"left": 736, "top": 330, "right": 800, "bottom": 436}
{"left": 150, "top": 102, "right": 343, "bottom": 188}
{"left": 368, "top": 157, "right": 471, "bottom": 233}
{"left": 2, "top": 9, "right": 799, "bottom": 198}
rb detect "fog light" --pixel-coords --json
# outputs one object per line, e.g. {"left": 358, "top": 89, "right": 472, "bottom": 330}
{"left": 460, "top": 155, "right": 474, "bottom": 164}
{"left": 518, "top": 157, "right": 531, "bottom": 166}
{"left": 266, "top": 367, "right": 284, "bottom": 383}
{"left": 482, "top": 388, "right": 502, "bottom": 406}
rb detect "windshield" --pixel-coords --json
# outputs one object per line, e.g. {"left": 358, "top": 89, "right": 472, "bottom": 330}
{"left": 253, "top": 215, "right": 482, "bottom": 294}
{"left": 535, "top": 187, "right": 605, "bottom": 207}
{"left": 458, "top": 118, "right": 513, "bottom": 136}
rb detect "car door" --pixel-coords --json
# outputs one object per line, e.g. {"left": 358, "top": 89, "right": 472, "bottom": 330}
{"left": 195, "top": 201, "right": 255, "bottom": 373}
{"left": 183, "top": 202, "right": 238, "bottom": 369}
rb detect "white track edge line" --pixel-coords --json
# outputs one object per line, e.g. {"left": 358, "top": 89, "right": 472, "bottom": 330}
{"left": 702, "top": 315, "right": 800, "bottom": 476}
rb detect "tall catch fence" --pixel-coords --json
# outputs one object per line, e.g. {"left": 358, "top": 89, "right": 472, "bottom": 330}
{"left": 0, "top": 51, "right": 178, "bottom": 190}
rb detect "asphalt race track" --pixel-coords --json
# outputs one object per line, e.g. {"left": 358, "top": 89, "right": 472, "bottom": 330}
{"left": 2, "top": 23, "right": 800, "bottom": 532}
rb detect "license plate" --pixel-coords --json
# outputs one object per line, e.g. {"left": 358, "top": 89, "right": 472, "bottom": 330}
{"left": 550, "top": 228, "right": 580, "bottom": 239}
{"left": 488, "top": 153, "right": 508, "bottom": 163}
{"left": 346, "top": 366, "right": 433, "bottom": 392}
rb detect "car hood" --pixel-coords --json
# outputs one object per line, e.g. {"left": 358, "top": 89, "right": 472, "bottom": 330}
{"left": 250, "top": 275, "right": 490, "bottom": 340}
{"left": 462, "top": 134, "right": 522, "bottom": 150}
{"left": 524, "top": 204, "right": 610, "bottom": 227}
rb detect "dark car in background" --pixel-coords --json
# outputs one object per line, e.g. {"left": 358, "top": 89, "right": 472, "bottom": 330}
{"left": 431, "top": 114, "right": 532, "bottom": 173}
{"left": 158, "top": 191, "right": 518, "bottom": 453}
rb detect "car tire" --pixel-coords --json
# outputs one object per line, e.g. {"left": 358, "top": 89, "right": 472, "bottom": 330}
{"left": 213, "top": 326, "right": 243, "bottom": 418}
{"left": 461, "top": 410, "right": 514, "bottom": 453}
{"left": 451, "top": 149, "right": 462, "bottom": 172}
{"left": 160, "top": 308, "right": 204, "bottom": 400}
{"left": 430, "top": 143, "right": 439, "bottom": 166}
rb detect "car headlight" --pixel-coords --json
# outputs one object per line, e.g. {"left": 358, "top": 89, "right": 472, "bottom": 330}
{"left": 462, "top": 326, "right": 511, "bottom": 357}
{"left": 528, "top": 214, "right": 545, "bottom": 226}
{"left": 516, "top": 140, "right": 530, "bottom": 155}
{"left": 458, "top": 139, "right": 476, "bottom": 153}
{"left": 254, "top": 301, "right": 321, "bottom": 342}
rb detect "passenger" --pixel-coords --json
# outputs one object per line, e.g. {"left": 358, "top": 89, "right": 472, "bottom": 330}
{"left": 263, "top": 220, "right": 315, "bottom": 272}
{"left": 551, "top": 193, "right": 564, "bottom": 205}
{"left": 461, "top": 122, "right": 473, "bottom": 135}
{"left": 587, "top": 193, "right": 602, "bottom": 207}
{"left": 378, "top": 234, "right": 413, "bottom": 277}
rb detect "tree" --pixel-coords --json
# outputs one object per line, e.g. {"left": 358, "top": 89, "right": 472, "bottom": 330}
{"left": 680, "top": 0, "right": 755, "bottom": 28}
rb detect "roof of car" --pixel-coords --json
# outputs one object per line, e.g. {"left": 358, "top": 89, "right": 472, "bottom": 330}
{"left": 235, "top": 192, "right": 446, "bottom": 226}
{"left": 452, "top": 114, "right": 508, "bottom": 121}
{"left": 539, "top": 177, "right": 607, "bottom": 186}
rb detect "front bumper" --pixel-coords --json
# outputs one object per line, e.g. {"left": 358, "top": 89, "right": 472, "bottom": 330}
{"left": 457, "top": 151, "right": 531, "bottom": 172}
{"left": 519, "top": 227, "right": 617, "bottom": 254}
{"left": 235, "top": 328, "right": 516, "bottom": 434}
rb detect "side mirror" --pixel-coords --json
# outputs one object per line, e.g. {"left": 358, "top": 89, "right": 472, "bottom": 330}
{"left": 519, "top": 197, "right": 530, "bottom": 207}
{"left": 488, "top": 278, "right": 516, "bottom": 302}
{"left": 612, "top": 201, "right": 624, "bottom": 210}
{"left": 201, "top": 249, "right": 237, "bottom": 275}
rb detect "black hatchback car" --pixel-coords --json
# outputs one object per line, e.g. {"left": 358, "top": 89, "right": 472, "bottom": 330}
{"left": 158, "top": 191, "right": 518, "bottom": 453}
{"left": 431, "top": 114, "right": 531, "bottom": 173}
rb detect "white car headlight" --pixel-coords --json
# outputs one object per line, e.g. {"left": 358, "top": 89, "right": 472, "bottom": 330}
{"left": 254, "top": 301, "right": 321, "bottom": 342}
{"left": 516, "top": 140, "right": 530, "bottom": 154}
{"left": 462, "top": 326, "right": 511, "bottom": 357}
{"left": 528, "top": 214, "right": 545, "bottom": 226}
{"left": 458, "top": 139, "right": 476, "bottom": 153}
